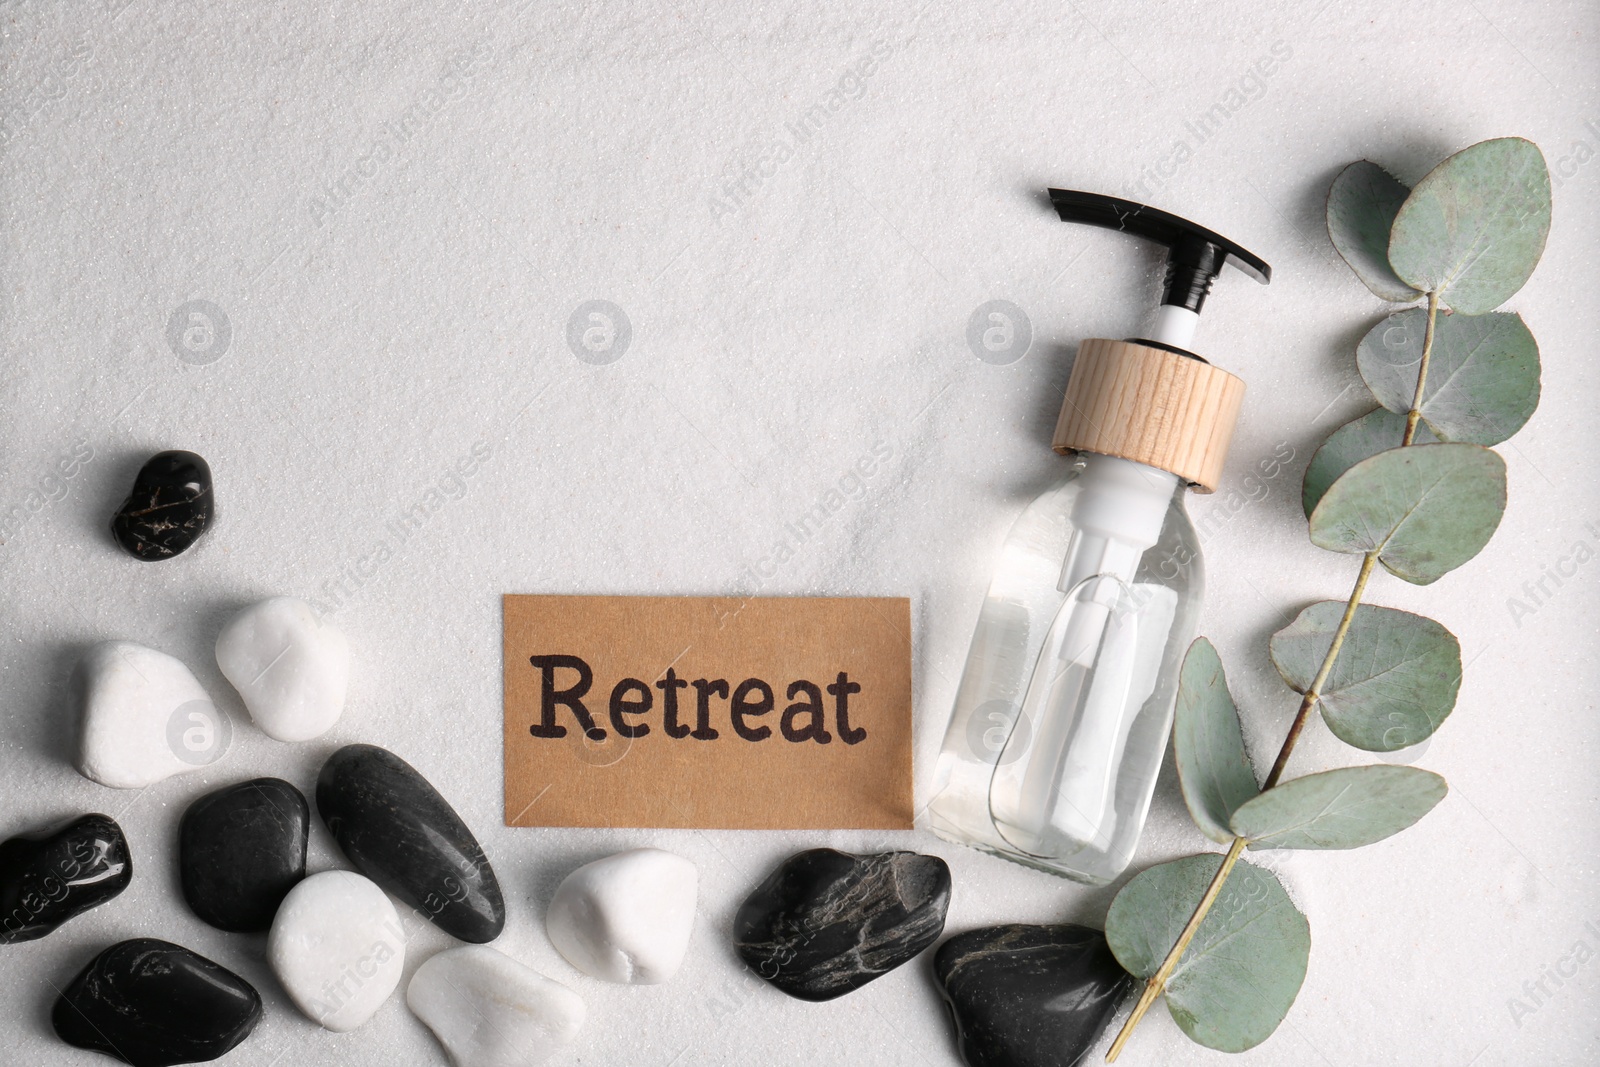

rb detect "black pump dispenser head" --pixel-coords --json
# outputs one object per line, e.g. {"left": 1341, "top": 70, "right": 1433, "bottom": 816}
{"left": 1047, "top": 189, "right": 1271, "bottom": 315}
{"left": 1045, "top": 190, "right": 1264, "bottom": 492}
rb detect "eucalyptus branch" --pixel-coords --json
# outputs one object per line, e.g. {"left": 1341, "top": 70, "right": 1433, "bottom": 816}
{"left": 1104, "top": 293, "right": 1443, "bottom": 1061}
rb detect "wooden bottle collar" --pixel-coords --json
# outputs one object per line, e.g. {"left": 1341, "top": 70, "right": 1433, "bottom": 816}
{"left": 1050, "top": 338, "right": 1244, "bottom": 494}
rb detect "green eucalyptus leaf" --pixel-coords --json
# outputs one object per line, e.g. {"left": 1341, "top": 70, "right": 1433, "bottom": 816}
{"left": 1173, "top": 638, "right": 1259, "bottom": 843}
{"left": 1388, "top": 137, "right": 1552, "bottom": 314}
{"left": 1270, "top": 602, "right": 1461, "bottom": 751}
{"left": 1301, "top": 407, "right": 1436, "bottom": 516}
{"left": 1308, "top": 442, "right": 1506, "bottom": 584}
{"left": 1106, "top": 853, "right": 1309, "bottom": 1053}
{"left": 1356, "top": 308, "right": 1540, "bottom": 445}
{"left": 1229, "top": 765, "right": 1447, "bottom": 849}
{"left": 1327, "top": 161, "right": 1419, "bottom": 302}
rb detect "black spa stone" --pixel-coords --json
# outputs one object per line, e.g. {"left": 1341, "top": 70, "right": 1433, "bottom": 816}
{"left": 111, "top": 449, "right": 214, "bottom": 560}
{"left": 733, "top": 847, "right": 951, "bottom": 1001}
{"left": 316, "top": 743, "right": 505, "bottom": 943}
{"left": 933, "top": 923, "right": 1133, "bottom": 1067}
{"left": 179, "top": 777, "right": 308, "bottom": 932}
{"left": 52, "top": 938, "right": 263, "bottom": 1067}
{"left": 0, "top": 812, "right": 131, "bottom": 944}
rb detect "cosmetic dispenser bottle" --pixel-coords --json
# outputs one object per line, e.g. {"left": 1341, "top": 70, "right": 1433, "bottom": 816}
{"left": 927, "top": 190, "right": 1271, "bottom": 885}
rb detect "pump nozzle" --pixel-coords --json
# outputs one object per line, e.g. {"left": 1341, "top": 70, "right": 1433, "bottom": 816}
{"left": 1045, "top": 189, "right": 1267, "bottom": 490}
{"left": 1047, "top": 189, "right": 1270, "bottom": 315}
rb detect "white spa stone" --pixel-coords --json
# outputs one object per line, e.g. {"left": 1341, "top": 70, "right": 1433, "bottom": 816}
{"left": 72, "top": 641, "right": 223, "bottom": 789}
{"left": 545, "top": 848, "right": 698, "bottom": 984}
{"left": 407, "top": 945, "right": 586, "bottom": 1067}
{"left": 215, "top": 596, "right": 349, "bottom": 742}
{"left": 268, "top": 869, "right": 405, "bottom": 1032}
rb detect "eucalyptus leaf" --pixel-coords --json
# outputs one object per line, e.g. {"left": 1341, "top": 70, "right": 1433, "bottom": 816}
{"left": 1356, "top": 308, "right": 1540, "bottom": 445}
{"left": 1308, "top": 442, "right": 1506, "bottom": 584}
{"left": 1301, "top": 407, "right": 1436, "bottom": 516}
{"left": 1270, "top": 602, "right": 1461, "bottom": 751}
{"left": 1173, "top": 638, "right": 1259, "bottom": 843}
{"left": 1326, "top": 161, "right": 1419, "bottom": 302}
{"left": 1388, "top": 137, "right": 1552, "bottom": 314}
{"left": 1106, "top": 853, "right": 1309, "bottom": 1052}
{"left": 1229, "top": 765, "right": 1447, "bottom": 849}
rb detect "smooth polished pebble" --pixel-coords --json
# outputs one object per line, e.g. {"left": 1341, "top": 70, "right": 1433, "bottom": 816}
{"left": 215, "top": 596, "right": 350, "bottom": 742}
{"left": 179, "top": 777, "right": 308, "bottom": 932}
{"left": 0, "top": 812, "right": 131, "bottom": 944}
{"left": 73, "top": 641, "right": 225, "bottom": 788}
{"left": 110, "top": 449, "right": 214, "bottom": 561}
{"left": 317, "top": 743, "right": 505, "bottom": 943}
{"left": 407, "top": 945, "right": 586, "bottom": 1067}
{"left": 52, "top": 938, "right": 262, "bottom": 1067}
{"left": 933, "top": 923, "right": 1133, "bottom": 1067}
{"left": 734, "top": 848, "right": 951, "bottom": 1001}
{"left": 267, "top": 869, "right": 405, "bottom": 1032}
{"left": 545, "top": 848, "right": 697, "bottom": 984}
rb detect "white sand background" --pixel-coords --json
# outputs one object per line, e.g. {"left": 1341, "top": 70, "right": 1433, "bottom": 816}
{"left": 1, "top": 1, "right": 1596, "bottom": 1064}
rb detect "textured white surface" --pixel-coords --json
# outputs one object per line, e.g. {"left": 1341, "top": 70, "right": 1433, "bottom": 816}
{"left": 216, "top": 596, "right": 350, "bottom": 742}
{"left": 0, "top": 1, "right": 1596, "bottom": 1065}
{"left": 546, "top": 848, "right": 698, "bottom": 984}
{"left": 407, "top": 944, "right": 586, "bottom": 1067}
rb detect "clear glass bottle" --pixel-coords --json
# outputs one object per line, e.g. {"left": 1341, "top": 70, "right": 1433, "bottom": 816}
{"left": 927, "top": 454, "right": 1203, "bottom": 885}
{"left": 926, "top": 187, "right": 1269, "bottom": 885}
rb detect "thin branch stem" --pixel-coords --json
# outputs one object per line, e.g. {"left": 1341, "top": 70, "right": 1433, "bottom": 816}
{"left": 1263, "top": 551, "right": 1377, "bottom": 789}
{"left": 1402, "top": 291, "right": 1440, "bottom": 446}
{"left": 1105, "top": 292, "right": 1441, "bottom": 1061}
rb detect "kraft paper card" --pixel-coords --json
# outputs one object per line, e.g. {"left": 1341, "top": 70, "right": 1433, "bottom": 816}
{"left": 502, "top": 594, "right": 913, "bottom": 829}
